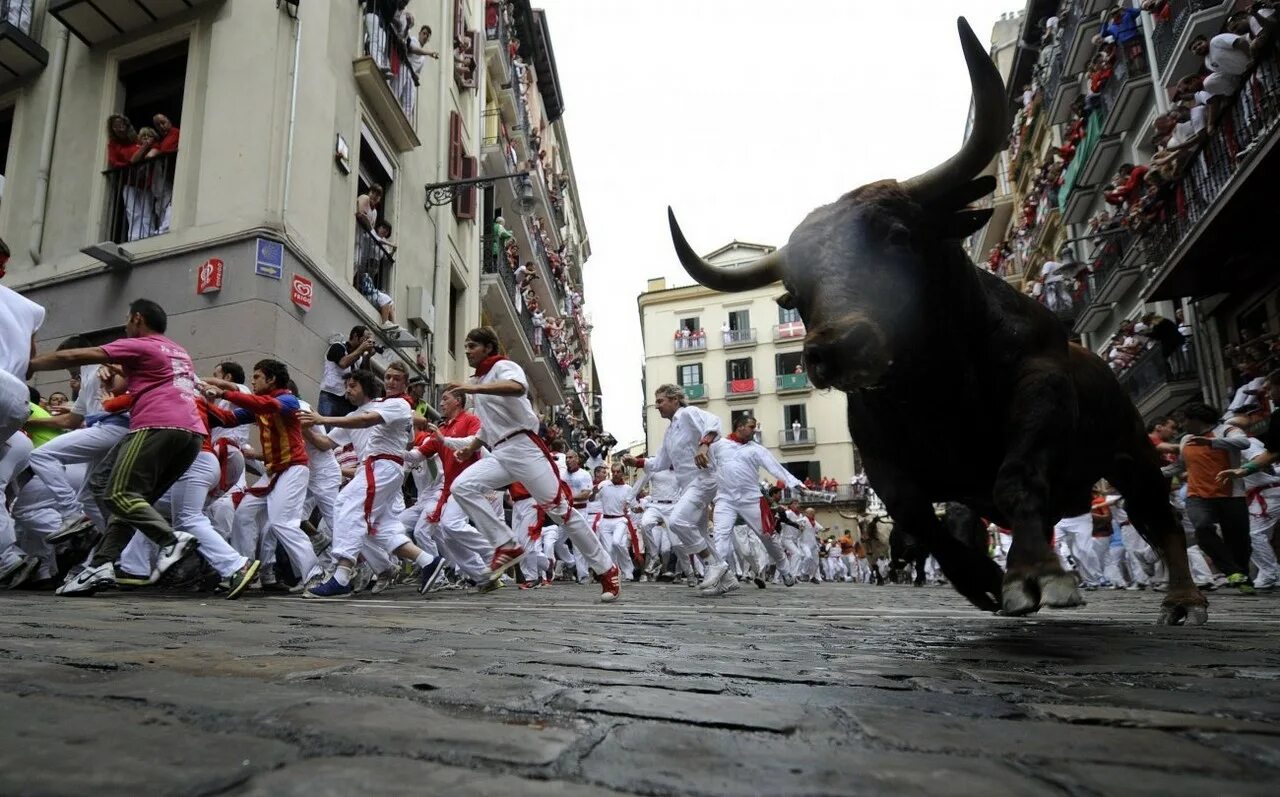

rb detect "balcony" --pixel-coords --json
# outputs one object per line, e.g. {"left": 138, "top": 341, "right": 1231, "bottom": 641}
{"left": 776, "top": 373, "right": 811, "bottom": 394}
{"left": 1097, "top": 43, "right": 1153, "bottom": 138}
{"left": 779, "top": 428, "right": 816, "bottom": 449}
{"left": 1141, "top": 49, "right": 1280, "bottom": 301}
{"left": 50, "top": 0, "right": 218, "bottom": 47}
{"left": 0, "top": 2, "right": 46, "bottom": 91}
{"left": 1072, "top": 229, "right": 1140, "bottom": 335}
{"left": 101, "top": 152, "right": 178, "bottom": 244}
{"left": 674, "top": 335, "right": 707, "bottom": 355}
{"left": 724, "top": 378, "right": 758, "bottom": 400}
{"left": 353, "top": 224, "right": 394, "bottom": 316}
{"left": 773, "top": 321, "right": 806, "bottom": 342}
{"left": 353, "top": 12, "right": 420, "bottom": 152}
{"left": 480, "top": 236, "right": 563, "bottom": 404}
{"left": 1152, "top": 0, "right": 1232, "bottom": 83}
{"left": 1117, "top": 343, "right": 1201, "bottom": 423}
{"left": 681, "top": 383, "right": 708, "bottom": 404}
{"left": 722, "top": 328, "right": 757, "bottom": 349}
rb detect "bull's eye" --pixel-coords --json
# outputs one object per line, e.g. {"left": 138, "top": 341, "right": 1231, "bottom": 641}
{"left": 776, "top": 291, "right": 796, "bottom": 310}
{"left": 886, "top": 224, "right": 912, "bottom": 248}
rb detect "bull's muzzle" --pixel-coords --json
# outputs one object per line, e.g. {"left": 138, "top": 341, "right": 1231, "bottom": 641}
{"left": 804, "top": 319, "right": 892, "bottom": 390}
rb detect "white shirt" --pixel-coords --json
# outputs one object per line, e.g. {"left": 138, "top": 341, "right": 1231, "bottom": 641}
{"left": 584, "top": 480, "right": 604, "bottom": 517}
{"left": 470, "top": 359, "right": 540, "bottom": 443}
{"left": 565, "top": 467, "right": 593, "bottom": 506}
{"left": 346, "top": 396, "right": 413, "bottom": 461}
{"left": 638, "top": 467, "right": 679, "bottom": 502}
{"left": 646, "top": 405, "right": 722, "bottom": 487}
{"left": 212, "top": 382, "right": 251, "bottom": 446}
{"left": 0, "top": 284, "right": 45, "bottom": 379}
{"left": 709, "top": 436, "right": 801, "bottom": 504}
{"left": 597, "top": 482, "right": 634, "bottom": 516}
{"left": 1040, "top": 260, "right": 1062, "bottom": 283}
{"left": 72, "top": 364, "right": 105, "bottom": 418}
{"left": 1206, "top": 34, "right": 1249, "bottom": 77}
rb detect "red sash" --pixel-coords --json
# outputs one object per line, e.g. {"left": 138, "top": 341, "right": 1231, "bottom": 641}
{"left": 363, "top": 454, "right": 404, "bottom": 534}
{"left": 1247, "top": 486, "right": 1271, "bottom": 519}
{"left": 502, "top": 431, "right": 574, "bottom": 513}
{"left": 760, "top": 497, "right": 777, "bottom": 535}
{"left": 213, "top": 437, "right": 236, "bottom": 493}
{"left": 593, "top": 513, "right": 643, "bottom": 561}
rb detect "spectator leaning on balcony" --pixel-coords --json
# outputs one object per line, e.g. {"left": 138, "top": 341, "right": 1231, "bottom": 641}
{"left": 1098, "top": 4, "right": 1145, "bottom": 70}
{"left": 106, "top": 114, "right": 158, "bottom": 242}
{"left": 1190, "top": 32, "right": 1253, "bottom": 94}
{"left": 407, "top": 25, "right": 439, "bottom": 74}
{"left": 150, "top": 114, "right": 179, "bottom": 234}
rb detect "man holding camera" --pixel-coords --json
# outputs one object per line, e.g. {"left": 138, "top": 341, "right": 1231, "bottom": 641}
{"left": 319, "top": 326, "right": 377, "bottom": 418}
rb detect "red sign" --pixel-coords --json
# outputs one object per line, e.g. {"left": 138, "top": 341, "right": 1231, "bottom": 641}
{"left": 290, "top": 273, "right": 313, "bottom": 310}
{"left": 196, "top": 258, "right": 224, "bottom": 294}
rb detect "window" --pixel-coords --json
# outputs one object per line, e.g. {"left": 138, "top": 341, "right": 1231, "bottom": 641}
{"left": 448, "top": 112, "right": 476, "bottom": 219}
{"left": 449, "top": 282, "right": 462, "bottom": 356}
{"left": 730, "top": 409, "right": 754, "bottom": 428}
{"left": 728, "top": 309, "right": 750, "bottom": 331}
{"left": 678, "top": 363, "right": 702, "bottom": 386}
{"left": 678, "top": 316, "right": 700, "bottom": 333}
{"left": 776, "top": 351, "right": 804, "bottom": 376}
{"left": 783, "top": 404, "right": 808, "bottom": 428}
{"left": 354, "top": 129, "right": 397, "bottom": 306}
{"left": 726, "top": 358, "right": 753, "bottom": 381}
{"left": 104, "top": 41, "right": 188, "bottom": 244}
{"left": 783, "top": 461, "right": 822, "bottom": 482}
{"left": 778, "top": 305, "right": 801, "bottom": 324}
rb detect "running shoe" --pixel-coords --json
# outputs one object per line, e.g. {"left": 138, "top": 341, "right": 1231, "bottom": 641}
{"left": 782, "top": 571, "right": 797, "bottom": 587}
{"left": 417, "top": 558, "right": 447, "bottom": 595}
{"left": 304, "top": 576, "right": 353, "bottom": 598}
{"left": 485, "top": 544, "right": 526, "bottom": 582}
{"left": 114, "top": 570, "right": 155, "bottom": 588}
{"left": 699, "top": 562, "right": 729, "bottom": 593}
{"left": 151, "top": 531, "right": 198, "bottom": 582}
{"left": 753, "top": 575, "right": 767, "bottom": 589}
{"left": 1227, "top": 573, "right": 1256, "bottom": 595}
{"left": 56, "top": 562, "right": 115, "bottom": 596}
{"left": 224, "top": 560, "right": 261, "bottom": 601}
{"left": 47, "top": 515, "right": 96, "bottom": 545}
{"left": 2, "top": 557, "right": 40, "bottom": 590}
{"left": 599, "top": 565, "right": 621, "bottom": 603}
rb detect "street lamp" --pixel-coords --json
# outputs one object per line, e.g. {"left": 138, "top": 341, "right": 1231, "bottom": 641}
{"left": 424, "top": 171, "right": 534, "bottom": 215}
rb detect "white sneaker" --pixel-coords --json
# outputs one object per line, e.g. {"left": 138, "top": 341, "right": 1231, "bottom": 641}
{"left": 699, "top": 562, "right": 729, "bottom": 594}
{"left": 151, "top": 531, "right": 198, "bottom": 582}
{"left": 56, "top": 562, "right": 116, "bottom": 596}
{"left": 47, "top": 514, "right": 96, "bottom": 544}
{"left": 703, "top": 573, "right": 741, "bottom": 596}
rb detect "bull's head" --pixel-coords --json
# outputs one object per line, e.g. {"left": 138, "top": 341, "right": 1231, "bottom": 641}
{"left": 668, "top": 18, "right": 1008, "bottom": 391}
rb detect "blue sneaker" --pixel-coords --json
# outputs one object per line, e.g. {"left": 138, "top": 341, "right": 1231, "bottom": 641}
{"left": 417, "top": 557, "right": 447, "bottom": 595}
{"left": 303, "top": 576, "right": 353, "bottom": 599}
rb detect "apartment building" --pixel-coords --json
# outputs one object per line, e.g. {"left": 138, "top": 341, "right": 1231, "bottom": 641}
{"left": 637, "top": 242, "right": 861, "bottom": 496}
{"left": 968, "top": 0, "right": 1278, "bottom": 423}
{"left": 0, "top": 0, "right": 593, "bottom": 422}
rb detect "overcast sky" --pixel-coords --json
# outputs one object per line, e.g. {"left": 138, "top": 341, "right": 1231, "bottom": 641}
{"left": 538, "top": 0, "right": 1021, "bottom": 447}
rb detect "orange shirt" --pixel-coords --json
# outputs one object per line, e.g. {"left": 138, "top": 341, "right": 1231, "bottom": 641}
{"left": 1184, "top": 434, "right": 1233, "bottom": 500}
{"left": 838, "top": 535, "right": 855, "bottom": 555}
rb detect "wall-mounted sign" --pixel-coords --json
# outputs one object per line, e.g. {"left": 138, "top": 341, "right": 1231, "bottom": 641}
{"left": 290, "top": 273, "right": 313, "bottom": 311}
{"left": 255, "top": 238, "right": 283, "bottom": 280}
{"left": 196, "top": 258, "right": 224, "bottom": 294}
{"left": 335, "top": 133, "right": 351, "bottom": 174}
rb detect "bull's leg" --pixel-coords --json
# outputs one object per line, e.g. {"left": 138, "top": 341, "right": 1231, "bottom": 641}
{"left": 993, "top": 366, "right": 1080, "bottom": 616}
{"left": 1106, "top": 449, "right": 1208, "bottom": 626}
{"left": 890, "top": 502, "right": 1001, "bottom": 610}
{"left": 913, "top": 555, "right": 926, "bottom": 587}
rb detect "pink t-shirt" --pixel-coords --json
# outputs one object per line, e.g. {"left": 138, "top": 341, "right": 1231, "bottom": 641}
{"left": 101, "top": 334, "right": 203, "bottom": 434}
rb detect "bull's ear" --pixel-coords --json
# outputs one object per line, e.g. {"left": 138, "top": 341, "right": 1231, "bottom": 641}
{"left": 938, "top": 208, "right": 994, "bottom": 239}
{"left": 930, "top": 176, "right": 998, "bottom": 210}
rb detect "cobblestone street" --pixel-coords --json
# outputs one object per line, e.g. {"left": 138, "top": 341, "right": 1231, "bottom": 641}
{"left": 1, "top": 583, "right": 1278, "bottom": 795}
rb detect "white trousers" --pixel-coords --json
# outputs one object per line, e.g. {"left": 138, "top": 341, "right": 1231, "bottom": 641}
{"left": 12, "top": 474, "right": 60, "bottom": 579}
{"left": 232, "top": 464, "right": 316, "bottom": 580}
{"left": 1248, "top": 509, "right": 1279, "bottom": 587}
{"left": 1054, "top": 513, "right": 1103, "bottom": 586}
{"left": 666, "top": 480, "right": 717, "bottom": 559}
{"left": 510, "top": 496, "right": 545, "bottom": 581}
{"left": 306, "top": 450, "right": 343, "bottom": 534}
{"left": 711, "top": 497, "right": 788, "bottom": 576}
{"left": 417, "top": 493, "right": 491, "bottom": 581}
{"left": 0, "top": 369, "right": 31, "bottom": 444}
{"left": 451, "top": 435, "right": 612, "bottom": 574}
{"left": 28, "top": 423, "right": 128, "bottom": 522}
{"left": 0, "top": 432, "right": 34, "bottom": 567}
{"left": 1120, "top": 523, "right": 1158, "bottom": 587}
{"left": 122, "top": 185, "right": 155, "bottom": 241}
{"left": 331, "top": 459, "right": 409, "bottom": 563}
{"left": 594, "top": 516, "right": 635, "bottom": 579}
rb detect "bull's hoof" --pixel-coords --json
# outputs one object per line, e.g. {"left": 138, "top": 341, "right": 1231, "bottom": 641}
{"left": 1000, "top": 576, "right": 1040, "bottom": 616}
{"left": 1157, "top": 604, "right": 1209, "bottom": 626}
{"left": 1039, "top": 573, "right": 1085, "bottom": 608}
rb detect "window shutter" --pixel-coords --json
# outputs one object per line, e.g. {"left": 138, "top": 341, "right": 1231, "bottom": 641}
{"left": 455, "top": 156, "right": 478, "bottom": 220}
{"left": 448, "top": 112, "right": 463, "bottom": 180}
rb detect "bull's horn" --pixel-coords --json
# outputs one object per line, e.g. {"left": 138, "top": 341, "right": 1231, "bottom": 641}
{"left": 668, "top": 206, "right": 784, "bottom": 292}
{"left": 902, "top": 17, "right": 1009, "bottom": 205}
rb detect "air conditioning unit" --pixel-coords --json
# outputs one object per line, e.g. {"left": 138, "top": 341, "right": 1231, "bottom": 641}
{"left": 407, "top": 286, "right": 435, "bottom": 331}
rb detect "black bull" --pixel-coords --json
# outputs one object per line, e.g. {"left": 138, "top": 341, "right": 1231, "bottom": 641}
{"left": 667, "top": 18, "right": 1206, "bottom": 625}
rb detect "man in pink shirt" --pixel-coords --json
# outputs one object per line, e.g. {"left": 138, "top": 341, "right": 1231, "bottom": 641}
{"left": 27, "top": 299, "right": 204, "bottom": 595}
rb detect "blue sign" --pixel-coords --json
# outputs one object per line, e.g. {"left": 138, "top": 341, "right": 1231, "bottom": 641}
{"left": 255, "top": 238, "right": 283, "bottom": 280}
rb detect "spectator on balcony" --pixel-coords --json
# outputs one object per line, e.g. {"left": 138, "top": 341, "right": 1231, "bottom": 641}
{"left": 356, "top": 184, "right": 384, "bottom": 232}
{"left": 1103, "top": 163, "right": 1148, "bottom": 208}
{"left": 407, "top": 25, "right": 440, "bottom": 75}
{"left": 531, "top": 308, "right": 546, "bottom": 352}
{"left": 1190, "top": 32, "right": 1252, "bottom": 92}
{"left": 1139, "top": 311, "right": 1186, "bottom": 359}
{"left": 455, "top": 35, "right": 477, "bottom": 89}
{"left": 1140, "top": 0, "right": 1171, "bottom": 23}
{"left": 1098, "top": 4, "right": 1145, "bottom": 71}
{"left": 371, "top": 219, "right": 397, "bottom": 256}
{"left": 1176, "top": 308, "right": 1193, "bottom": 342}
{"left": 106, "top": 114, "right": 157, "bottom": 242}
{"left": 362, "top": 0, "right": 393, "bottom": 71}
{"left": 148, "top": 114, "right": 180, "bottom": 233}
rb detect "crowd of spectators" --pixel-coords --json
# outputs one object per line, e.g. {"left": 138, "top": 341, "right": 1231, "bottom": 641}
{"left": 361, "top": 1, "right": 438, "bottom": 114}
{"left": 104, "top": 112, "right": 180, "bottom": 242}
{"left": 1100, "top": 310, "right": 1189, "bottom": 375}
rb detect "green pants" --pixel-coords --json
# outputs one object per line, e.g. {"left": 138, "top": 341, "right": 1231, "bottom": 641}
{"left": 90, "top": 428, "right": 202, "bottom": 568}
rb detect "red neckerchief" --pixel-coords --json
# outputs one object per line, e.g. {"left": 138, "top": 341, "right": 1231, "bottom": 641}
{"left": 727, "top": 433, "right": 751, "bottom": 445}
{"left": 473, "top": 354, "right": 508, "bottom": 377}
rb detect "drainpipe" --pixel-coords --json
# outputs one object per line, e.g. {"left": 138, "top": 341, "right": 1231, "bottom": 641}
{"left": 29, "top": 25, "right": 71, "bottom": 264}
{"left": 280, "top": 9, "right": 303, "bottom": 224}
